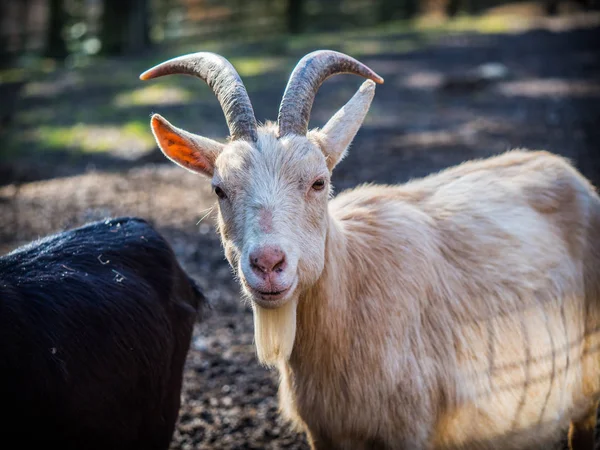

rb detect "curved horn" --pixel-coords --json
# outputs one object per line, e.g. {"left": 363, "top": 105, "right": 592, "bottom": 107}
{"left": 277, "top": 50, "right": 384, "bottom": 137}
{"left": 140, "top": 52, "right": 258, "bottom": 142}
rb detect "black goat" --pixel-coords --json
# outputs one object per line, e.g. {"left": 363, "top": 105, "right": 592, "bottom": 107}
{"left": 0, "top": 217, "right": 205, "bottom": 450}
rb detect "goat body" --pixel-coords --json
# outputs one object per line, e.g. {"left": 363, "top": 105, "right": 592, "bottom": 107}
{"left": 0, "top": 217, "right": 204, "bottom": 450}
{"left": 278, "top": 150, "right": 600, "bottom": 449}
{"left": 140, "top": 50, "right": 600, "bottom": 449}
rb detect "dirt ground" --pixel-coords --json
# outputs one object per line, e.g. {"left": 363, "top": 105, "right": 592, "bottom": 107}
{"left": 1, "top": 13, "right": 600, "bottom": 449}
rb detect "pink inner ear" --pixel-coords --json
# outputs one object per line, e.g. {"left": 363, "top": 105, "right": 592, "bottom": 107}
{"left": 151, "top": 116, "right": 212, "bottom": 174}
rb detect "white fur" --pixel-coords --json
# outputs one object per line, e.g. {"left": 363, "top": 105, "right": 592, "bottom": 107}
{"left": 252, "top": 298, "right": 298, "bottom": 365}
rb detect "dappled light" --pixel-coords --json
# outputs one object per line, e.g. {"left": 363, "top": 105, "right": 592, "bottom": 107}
{"left": 497, "top": 78, "right": 600, "bottom": 98}
{"left": 228, "top": 56, "right": 287, "bottom": 77}
{"left": 23, "top": 72, "right": 84, "bottom": 98}
{"left": 113, "top": 84, "right": 194, "bottom": 107}
{"left": 404, "top": 70, "right": 444, "bottom": 88}
{"left": 22, "top": 122, "right": 156, "bottom": 157}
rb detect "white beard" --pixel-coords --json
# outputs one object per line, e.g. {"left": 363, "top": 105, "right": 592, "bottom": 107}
{"left": 252, "top": 298, "right": 298, "bottom": 366}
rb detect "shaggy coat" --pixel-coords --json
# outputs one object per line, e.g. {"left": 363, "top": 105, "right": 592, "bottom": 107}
{"left": 143, "top": 51, "right": 600, "bottom": 449}
{"left": 278, "top": 149, "right": 600, "bottom": 449}
{"left": 0, "top": 217, "right": 205, "bottom": 450}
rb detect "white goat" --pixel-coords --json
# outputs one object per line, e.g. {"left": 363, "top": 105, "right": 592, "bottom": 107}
{"left": 140, "top": 50, "right": 600, "bottom": 450}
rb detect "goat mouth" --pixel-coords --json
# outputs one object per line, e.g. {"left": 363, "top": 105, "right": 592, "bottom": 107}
{"left": 242, "top": 278, "right": 296, "bottom": 308}
{"left": 257, "top": 288, "right": 287, "bottom": 296}
{"left": 250, "top": 286, "right": 290, "bottom": 302}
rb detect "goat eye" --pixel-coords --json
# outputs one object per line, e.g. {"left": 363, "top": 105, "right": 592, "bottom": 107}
{"left": 214, "top": 186, "right": 226, "bottom": 199}
{"left": 312, "top": 179, "right": 326, "bottom": 191}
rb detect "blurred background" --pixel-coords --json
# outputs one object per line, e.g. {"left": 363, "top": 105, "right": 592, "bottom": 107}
{"left": 1, "top": 1, "right": 599, "bottom": 448}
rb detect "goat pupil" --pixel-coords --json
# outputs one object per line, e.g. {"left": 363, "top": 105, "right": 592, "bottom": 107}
{"left": 312, "top": 180, "right": 325, "bottom": 190}
{"left": 215, "top": 186, "right": 225, "bottom": 199}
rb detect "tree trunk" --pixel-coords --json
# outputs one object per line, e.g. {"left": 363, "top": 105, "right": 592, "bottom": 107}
{"left": 0, "top": 0, "right": 12, "bottom": 67}
{"left": 421, "top": 0, "right": 451, "bottom": 17}
{"left": 101, "top": 0, "right": 150, "bottom": 55}
{"left": 16, "top": 0, "right": 33, "bottom": 55}
{"left": 126, "top": 0, "right": 151, "bottom": 53}
{"left": 287, "top": 0, "right": 303, "bottom": 34}
{"left": 45, "top": 0, "right": 68, "bottom": 59}
{"left": 377, "top": 0, "right": 418, "bottom": 22}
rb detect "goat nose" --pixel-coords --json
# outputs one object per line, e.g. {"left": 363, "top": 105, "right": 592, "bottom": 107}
{"left": 249, "top": 246, "right": 286, "bottom": 275}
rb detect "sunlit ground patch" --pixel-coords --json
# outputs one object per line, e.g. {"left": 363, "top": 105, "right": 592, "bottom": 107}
{"left": 415, "top": 13, "right": 516, "bottom": 34}
{"left": 342, "top": 39, "right": 423, "bottom": 57}
{"left": 24, "top": 121, "right": 155, "bottom": 158}
{"left": 497, "top": 79, "right": 600, "bottom": 98}
{"left": 22, "top": 72, "right": 84, "bottom": 98}
{"left": 228, "top": 56, "right": 286, "bottom": 77}
{"left": 113, "top": 84, "right": 193, "bottom": 107}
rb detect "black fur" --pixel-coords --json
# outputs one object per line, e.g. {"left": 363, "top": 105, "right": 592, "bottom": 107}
{"left": 0, "top": 217, "right": 205, "bottom": 450}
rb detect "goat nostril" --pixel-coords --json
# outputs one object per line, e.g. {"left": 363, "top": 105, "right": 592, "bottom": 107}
{"left": 249, "top": 247, "right": 286, "bottom": 275}
{"left": 251, "top": 260, "right": 264, "bottom": 273}
{"left": 273, "top": 259, "right": 286, "bottom": 273}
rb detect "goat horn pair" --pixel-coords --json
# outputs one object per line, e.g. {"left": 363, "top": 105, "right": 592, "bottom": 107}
{"left": 140, "top": 50, "right": 384, "bottom": 140}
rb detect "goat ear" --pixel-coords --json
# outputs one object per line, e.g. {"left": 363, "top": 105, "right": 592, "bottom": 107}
{"left": 318, "top": 80, "right": 376, "bottom": 171}
{"left": 150, "top": 114, "right": 224, "bottom": 177}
